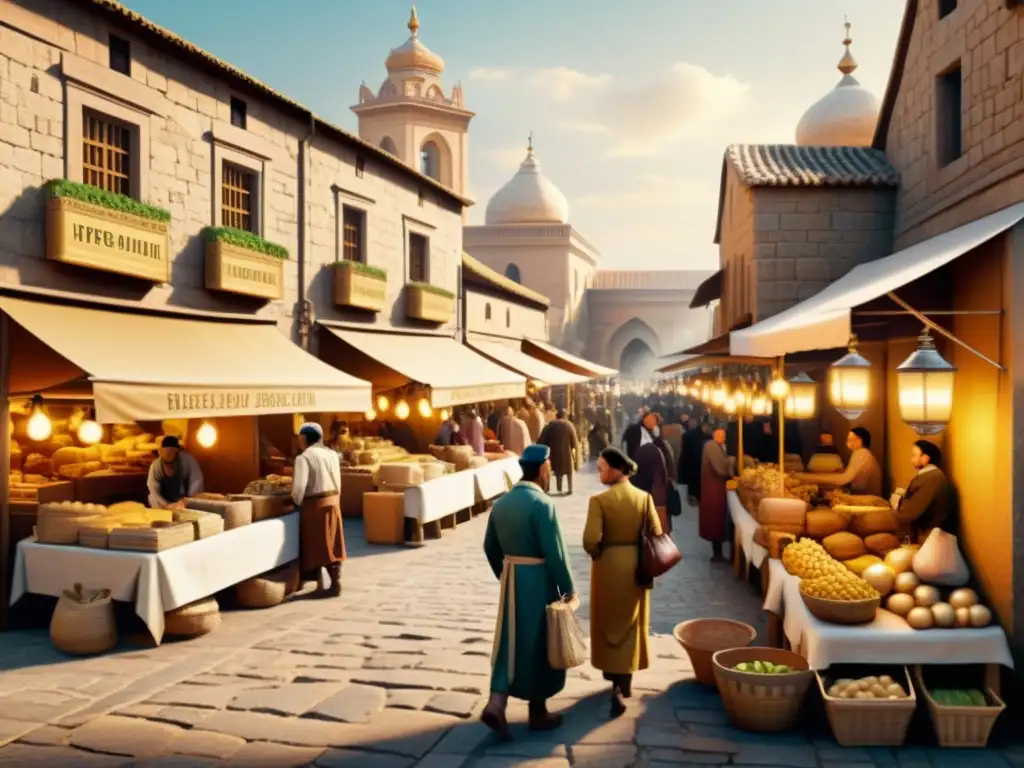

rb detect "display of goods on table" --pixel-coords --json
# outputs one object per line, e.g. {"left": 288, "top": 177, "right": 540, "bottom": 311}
{"left": 342, "top": 437, "right": 410, "bottom": 467}
{"left": 782, "top": 538, "right": 880, "bottom": 624}
{"left": 36, "top": 500, "right": 205, "bottom": 550}
{"left": 12, "top": 431, "right": 164, "bottom": 483}
{"left": 816, "top": 667, "right": 917, "bottom": 746}
{"left": 738, "top": 464, "right": 818, "bottom": 516}
{"left": 712, "top": 647, "right": 812, "bottom": 732}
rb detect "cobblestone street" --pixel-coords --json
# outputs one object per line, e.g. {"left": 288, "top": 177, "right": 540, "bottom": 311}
{"left": 0, "top": 467, "right": 1019, "bottom": 767}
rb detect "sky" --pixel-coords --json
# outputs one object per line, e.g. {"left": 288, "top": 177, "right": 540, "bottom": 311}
{"left": 122, "top": 0, "right": 905, "bottom": 271}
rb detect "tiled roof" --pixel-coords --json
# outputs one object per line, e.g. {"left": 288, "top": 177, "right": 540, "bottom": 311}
{"left": 725, "top": 144, "right": 899, "bottom": 188}
{"left": 86, "top": 0, "right": 471, "bottom": 207}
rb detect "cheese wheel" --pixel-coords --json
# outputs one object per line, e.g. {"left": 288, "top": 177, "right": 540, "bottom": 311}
{"left": 756, "top": 497, "right": 807, "bottom": 528}
{"left": 377, "top": 462, "right": 424, "bottom": 486}
{"left": 823, "top": 531, "right": 867, "bottom": 561}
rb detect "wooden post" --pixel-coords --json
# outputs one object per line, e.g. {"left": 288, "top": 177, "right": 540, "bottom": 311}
{"left": 0, "top": 315, "right": 10, "bottom": 630}
{"left": 737, "top": 405, "right": 745, "bottom": 477}
{"left": 777, "top": 358, "right": 786, "bottom": 496}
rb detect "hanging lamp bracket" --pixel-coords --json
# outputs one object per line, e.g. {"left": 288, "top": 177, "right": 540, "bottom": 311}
{"left": 885, "top": 292, "right": 1003, "bottom": 371}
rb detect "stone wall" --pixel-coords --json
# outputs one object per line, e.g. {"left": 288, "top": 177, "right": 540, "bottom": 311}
{"left": 884, "top": 0, "right": 1024, "bottom": 248}
{"left": 751, "top": 186, "right": 895, "bottom": 319}
{"left": 464, "top": 289, "right": 547, "bottom": 340}
{"left": 718, "top": 163, "right": 755, "bottom": 330}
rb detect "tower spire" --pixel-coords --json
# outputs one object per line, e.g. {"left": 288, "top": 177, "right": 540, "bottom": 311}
{"left": 838, "top": 16, "right": 858, "bottom": 76}
{"left": 408, "top": 5, "right": 420, "bottom": 37}
{"left": 527, "top": 130, "right": 533, "bottom": 154}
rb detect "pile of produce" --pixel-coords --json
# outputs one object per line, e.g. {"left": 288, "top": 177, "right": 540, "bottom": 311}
{"left": 738, "top": 465, "right": 818, "bottom": 511}
{"left": 825, "top": 674, "right": 910, "bottom": 700}
{"left": 242, "top": 474, "right": 292, "bottom": 496}
{"left": 733, "top": 660, "right": 793, "bottom": 674}
{"left": 930, "top": 689, "right": 989, "bottom": 707}
{"left": 783, "top": 538, "right": 880, "bottom": 601}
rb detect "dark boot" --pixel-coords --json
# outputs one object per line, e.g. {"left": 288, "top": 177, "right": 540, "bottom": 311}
{"left": 327, "top": 563, "right": 342, "bottom": 597}
{"left": 528, "top": 700, "right": 563, "bottom": 731}
{"left": 481, "top": 693, "right": 511, "bottom": 741}
{"left": 711, "top": 542, "right": 725, "bottom": 563}
{"left": 610, "top": 684, "right": 627, "bottom": 718}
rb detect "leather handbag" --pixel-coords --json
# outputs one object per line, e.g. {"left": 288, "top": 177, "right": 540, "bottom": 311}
{"left": 637, "top": 496, "right": 682, "bottom": 588}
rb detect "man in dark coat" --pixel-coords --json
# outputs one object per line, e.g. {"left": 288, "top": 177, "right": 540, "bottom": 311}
{"left": 538, "top": 410, "right": 578, "bottom": 495}
{"left": 680, "top": 418, "right": 710, "bottom": 504}
{"left": 621, "top": 406, "right": 649, "bottom": 460}
{"left": 631, "top": 411, "right": 671, "bottom": 533}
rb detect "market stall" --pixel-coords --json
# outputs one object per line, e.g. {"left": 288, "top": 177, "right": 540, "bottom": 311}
{"left": 728, "top": 489, "right": 767, "bottom": 579}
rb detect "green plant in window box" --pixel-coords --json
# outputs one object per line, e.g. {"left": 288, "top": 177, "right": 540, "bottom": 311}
{"left": 331, "top": 260, "right": 388, "bottom": 313}
{"left": 200, "top": 226, "right": 289, "bottom": 260}
{"left": 406, "top": 281, "right": 455, "bottom": 323}
{"left": 43, "top": 178, "right": 171, "bottom": 222}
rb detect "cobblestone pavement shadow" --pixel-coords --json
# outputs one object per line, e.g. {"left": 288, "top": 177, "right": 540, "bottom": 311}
{"left": 0, "top": 465, "right": 1020, "bottom": 766}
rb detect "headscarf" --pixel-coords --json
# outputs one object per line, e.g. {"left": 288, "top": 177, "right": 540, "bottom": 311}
{"left": 600, "top": 446, "right": 637, "bottom": 477}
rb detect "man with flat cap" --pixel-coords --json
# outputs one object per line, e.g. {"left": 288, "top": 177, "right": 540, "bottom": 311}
{"left": 147, "top": 435, "right": 204, "bottom": 510}
{"left": 482, "top": 444, "right": 576, "bottom": 740}
{"left": 292, "top": 422, "right": 345, "bottom": 597}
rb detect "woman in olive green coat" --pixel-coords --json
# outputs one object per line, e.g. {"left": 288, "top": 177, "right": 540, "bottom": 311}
{"left": 583, "top": 446, "right": 663, "bottom": 717}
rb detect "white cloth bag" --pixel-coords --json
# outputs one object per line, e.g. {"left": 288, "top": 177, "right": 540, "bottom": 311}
{"left": 912, "top": 527, "right": 970, "bottom": 586}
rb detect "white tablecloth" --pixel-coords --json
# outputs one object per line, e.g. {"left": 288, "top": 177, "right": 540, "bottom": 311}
{"left": 768, "top": 564, "right": 1014, "bottom": 670}
{"left": 491, "top": 456, "right": 523, "bottom": 485}
{"left": 404, "top": 470, "right": 476, "bottom": 524}
{"left": 473, "top": 462, "right": 509, "bottom": 502}
{"left": 728, "top": 490, "right": 767, "bottom": 569}
{"left": 763, "top": 557, "right": 789, "bottom": 614}
{"left": 11, "top": 513, "right": 299, "bottom": 645}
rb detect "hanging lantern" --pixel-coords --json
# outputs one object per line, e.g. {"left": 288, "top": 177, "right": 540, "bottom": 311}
{"left": 195, "top": 421, "right": 218, "bottom": 449}
{"left": 440, "top": 408, "right": 449, "bottom": 421}
{"left": 376, "top": 395, "right": 390, "bottom": 413}
{"left": 700, "top": 383, "right": 712, "bottom": 402}
{"left": 784, "top": 372, "right": 818, "bottom": 419}
{"left": 365, "top": 408, "right": 377, "bottom": 421}
{"left": 723, "top": 395, "right": 737, "bottom": 415}
{"left": 395, "top": 400, "right": 410, "bottom": 420}
{"left": 710, "top": 382, "right": 727, "bottom": 407}
{"left": 750, "top": 395, "right": 772, "bottom": 416}
{"left": 896, "top": 328, "right": 956, "bottom": 435}
{"left": 26, "top": 395, "right": 52, "bottom": 442}
{"left": 768, "top": 376, "right": 791, "bottom": 400}
{"left": 77, "top": 411, "right": 103, "bottom": 445}
{"left": 733, "top": 389, "right": 747, "bottom": 408}
{"left": 417, "top": 397, "right": 432, "bottom": 418}
{"left": 829, "top": 337, "right": 872, "bottom": 421}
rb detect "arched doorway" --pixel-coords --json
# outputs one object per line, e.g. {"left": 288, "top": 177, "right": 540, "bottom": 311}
{"left": 379, "top": 136, "right": 398, "bottom": 155}
{"left": 619, "top": 338, "right": 657, "bottom": 380}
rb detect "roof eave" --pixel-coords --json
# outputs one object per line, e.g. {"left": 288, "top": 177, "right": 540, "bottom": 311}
{"left": 872, "top": 0, "right": 918, "bottom": 151}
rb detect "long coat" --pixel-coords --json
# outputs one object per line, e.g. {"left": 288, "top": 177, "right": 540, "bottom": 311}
{"left": 681, "top": 427, "right": 709, "bottom": 499}
{"left": 498, "top": 415, "right": 531, "bottom": 456}
{"left": 538, "top": 419, "right": 577, "bottom": 477}
{"left": 484, "top": 482, "right": 575, "bottom": 701}
{"left": 632, "top": 438, "right": 670, "bottom": 533}
{"left": 583, "top": 481, "right": 662, "bottom": 674}
{"left": 699, "top": 440, "right": 731, "bottom": 543}
{"left": 521, "top": 407, "right": 546, "bottom": 443}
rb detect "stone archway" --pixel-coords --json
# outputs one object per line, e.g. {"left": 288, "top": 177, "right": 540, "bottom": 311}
{"left": 619, "top": 338, "right": 657, "bottom": 379}
{"left": 606, "top": 317, "right": 663, "bottom": 379}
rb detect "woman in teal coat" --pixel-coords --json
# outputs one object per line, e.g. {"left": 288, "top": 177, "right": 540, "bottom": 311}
{"left": 482, "top": 444, "right": 576, "bottom": 739}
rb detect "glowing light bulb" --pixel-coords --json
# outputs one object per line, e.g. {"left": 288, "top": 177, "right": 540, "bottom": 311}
{"left": 376, "top": 395, "right": 390, "bottom": 413}
{"left": 440, "top": 409, "right": 450, "bottom": 421}
{"left": 26, "top": 398, "right": 52, "bottom": 442}
{"left": 364, "top": 408, "right": 377, "bottom": 421}
{"left": 77, "top": 420, "right": 103, "bottom": 445}
{"left": 195, "top": 421, "right": 218, "bottom": 448}
{"left": 711, "top": 385, "right": 727, "bottom": 407}
{"left": 768, "top": 377, "right": 791, "bottom": 400}
{"left": 417, "top": 398, "right": 432, "bottom": 418}
{"left": 395, "top": 400, "right": 410, "bottom": 420}
{"left": 724, "top": 396, "right": 737, "bottom": 414}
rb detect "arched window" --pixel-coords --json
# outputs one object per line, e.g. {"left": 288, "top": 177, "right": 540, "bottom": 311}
{"left": 506, "top": 308, "right": 511, "bottom": 327}
{"left": 379, "top": 136, "right": 398, "bottom": 155}
{"left": 420, "top": 141, "right": 441, "bottom": 180}
{"left": 485, "top": 303, "right": 492, "bottom": 321}
{"left": 504, "top": 263, "right": 521, "bottom": 283}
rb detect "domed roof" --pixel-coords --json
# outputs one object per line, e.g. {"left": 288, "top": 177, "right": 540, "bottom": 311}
{"left": 795, "top": 20, "right": 880, "bottom": 147}
{"left": 485, "top": 138, "right": 570, "bottom": 226}
{"left": 385, "top": 7, "right": 444, "bottom": 75}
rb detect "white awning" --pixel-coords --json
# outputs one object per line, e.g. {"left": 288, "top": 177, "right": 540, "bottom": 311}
{"left": 0, "top": 296, "right": 372, "bottom": 422}
{"left": 730, "top": 203, "right": 1024, "bottom": 357}
{"left": 320, "top": 327, "right": 526, "bottom": 408}
{"left": 466, "top": 336, "right": 588, "bottom": 386}
{"left": 521, "top": 338, "right": 618, "bottom": 379}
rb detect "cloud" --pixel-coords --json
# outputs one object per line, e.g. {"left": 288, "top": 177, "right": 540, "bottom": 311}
{"left": 480, "top": 146, "right": 527, "bottom": 171}
{"left": 469, "top": 67, "right": 512, "bottom": 81}
{"left": 574, "top": 174, "right": 715, "bottom": 210}
{"left": 557, "top": 120, "right": 610, "bottom": 135}
{"left": 526, "top": 67, "right": 611, "bottom": 101}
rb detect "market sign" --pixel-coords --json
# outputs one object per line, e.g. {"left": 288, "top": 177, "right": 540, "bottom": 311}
{"left": 430, "top": 381, "right": 526, "bottom": 408}
{"left": 205, "top": 241, "right": 284, "bottom": 301}
{"left": 46, "top": 197, "right": 170, "bottom": 282}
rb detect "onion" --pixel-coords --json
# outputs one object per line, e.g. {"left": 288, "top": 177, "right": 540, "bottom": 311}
{"left": 913, "top": 584, "right": 941, "bottom": 607}
{"left": 894, "top": 572, "right": 920, "bottom": 594}
{"left": 884, "top": 547, "right": 917, "bottom": 575}
{"left": 931, "top": 602, "right": 955, "bottom": 628}
{"left": 886, "top": 593, "right": 915, "bottom": 617}
{"left": 906, "top": 606, "right": 935, "bottom": 629}
{"left": 969, "top": 604, "right": 993, "bottom": 628}
{"left": 949, "top": 588, "right": 979, "bottom": 609}
{"left": 862, "top": 564, "right": 895, "bottom": 596}
{"left": 954, "top": 607, "right": 971, "bottom": 628}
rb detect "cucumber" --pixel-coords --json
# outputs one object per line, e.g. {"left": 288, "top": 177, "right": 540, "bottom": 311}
{"left": 932, "top": 689, "right": 953, "bottom": 706}
{"left": 968, "top": 689, "right": 988, "bottom": 706}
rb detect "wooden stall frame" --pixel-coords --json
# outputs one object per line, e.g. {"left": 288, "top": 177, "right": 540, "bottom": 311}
{"left": 0, "top": 314, "right": 9, "bottom": 630}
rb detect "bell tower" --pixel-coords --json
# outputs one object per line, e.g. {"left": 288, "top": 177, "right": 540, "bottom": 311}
{"left": 352, "top": 7, "right": 474, "bottom": 203}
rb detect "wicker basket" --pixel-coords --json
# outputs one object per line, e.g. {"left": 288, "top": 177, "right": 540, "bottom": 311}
{"left": 913, "top": 666, "right": 1005, "bottom": 748}
{"left": 164, "top": 597, "right": 221, "bottom": 637}
{"left": 673, "top": 619, "right": 757, "bottom": 685}
{"left": 816, "top": 667, "right": 916, "bottom": 746}
{"left": 712, "top": 647, "right": 813, "bottom": 732}
{"left": 236, "top": 563, "right": 296, "bottom": 608}
{"left": 50, "top": 583, "right": 117, "bottom": 655}
{"left": 800, "top": 588, "right": 880, "bottom": 625}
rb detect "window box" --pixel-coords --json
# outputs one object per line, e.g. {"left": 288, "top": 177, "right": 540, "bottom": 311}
{"left": 331, "top": 261, "right": 388, "bottom": 313}
{"left": 202, "top": 226, "right": 288, "bottom": 301}
{"left": 44, "top": 178, "right": 171, "bottom": 282}
{"left": 406, "top": 281, "right": 454, "bottom": 324}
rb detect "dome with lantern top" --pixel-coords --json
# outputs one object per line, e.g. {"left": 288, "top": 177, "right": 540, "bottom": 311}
{"left": 485, "top": 136, "right": 570, "bottom": 226}
{"left": 385, "top": 6, "right": 444, "bottom": 74}
{"left": 795, "top": 20, "right": 880, "bottom": 147}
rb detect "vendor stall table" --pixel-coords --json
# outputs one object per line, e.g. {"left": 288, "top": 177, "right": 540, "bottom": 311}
{"left": 491, "top": 456, "right": 523, "bottom": 486}
{"left": 473, "top": 461, "right": 511, "bottom": 503}
{"left": 404, "top": 471, "right": 477, "bottom": 542}
{"left": 728, "top": 490, "right": 767, "bottom": 580}
{"left": 763, "top": 560, "right": 1013, "bottom": 693}
{"left": 10, "top": 514, "right": 299, "bottom": 645}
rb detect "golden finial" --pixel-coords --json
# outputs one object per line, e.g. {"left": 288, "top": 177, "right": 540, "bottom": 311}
{"left": 838, "top": 15, "right": 858, "bottom": 76}
{"left": 408, "top": 5, "right": 420, "bottom": 36}
{"left": 527, "top": 130, "right": 533, "bottom": 153}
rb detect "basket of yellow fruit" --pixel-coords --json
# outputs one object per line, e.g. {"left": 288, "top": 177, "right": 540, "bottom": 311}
{"left": 800, "top": 573, "right": 880, "bottom": 625}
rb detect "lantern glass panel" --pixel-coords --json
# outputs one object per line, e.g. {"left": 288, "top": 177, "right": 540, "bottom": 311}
{"left": 897, "top": 369, "right": 954, "bottom": 434}
{"left": 828, "top": 365, "right": 870, "bottom": 420}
